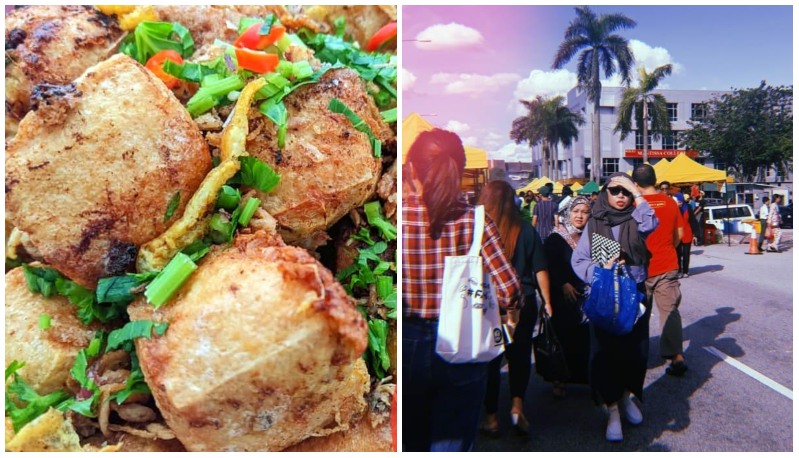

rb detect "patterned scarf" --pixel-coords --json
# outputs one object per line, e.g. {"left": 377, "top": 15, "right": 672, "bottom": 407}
{"left": 554, "top": 196, "right": 591, "bottom": 249}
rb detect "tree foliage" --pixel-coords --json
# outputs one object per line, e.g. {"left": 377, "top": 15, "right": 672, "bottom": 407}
{"left": 511, "top": 95, "right": 584, "bottom": 179}
{"left": 679, "top": 82, "right": 792, "bottom": 181}
{"left": 614, "top": 65, "right": 673, "bottom": 143}
{"left": 552, "top": 6, "right": 636, "bottom": 181}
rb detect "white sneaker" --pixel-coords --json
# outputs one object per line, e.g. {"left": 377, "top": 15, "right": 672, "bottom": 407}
{"left": 621, "top": 392, "right": 643, "bottom": 425}
{"left": 606, "top": 405, "right": 623, "bottom": 442}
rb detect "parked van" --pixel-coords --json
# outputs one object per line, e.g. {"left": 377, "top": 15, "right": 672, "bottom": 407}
{"left": 703, "top": 204, "right": 756, "bottom": 234}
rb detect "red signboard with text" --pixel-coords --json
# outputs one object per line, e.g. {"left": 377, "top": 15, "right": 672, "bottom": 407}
{"left": 624, "top": 149, "right": 699, "bottom": 158}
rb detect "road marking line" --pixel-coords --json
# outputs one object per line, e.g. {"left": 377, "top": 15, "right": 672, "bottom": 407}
{"left": 704, "top": 346, "right": 793, "bottom": 400}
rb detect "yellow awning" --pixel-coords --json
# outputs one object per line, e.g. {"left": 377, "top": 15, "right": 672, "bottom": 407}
{"left": 464, "top": 146, "right": 488, "bottom": 170}
{"left": 570, "top": 181, "right": 583, "bottom": 192}
{"left": 656, "top": 153, "right": 726, "bottom": 184}
{"left": 401, "top": 113, "right": 434, "bottom": 163}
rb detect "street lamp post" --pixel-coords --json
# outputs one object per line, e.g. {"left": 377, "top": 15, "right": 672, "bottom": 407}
{"left": 642, "top": 100, "right": 649, "bottom": 164}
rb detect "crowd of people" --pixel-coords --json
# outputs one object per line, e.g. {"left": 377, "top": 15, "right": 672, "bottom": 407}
{"left": 402, "top": 129, "right": 704, "bottom": 451}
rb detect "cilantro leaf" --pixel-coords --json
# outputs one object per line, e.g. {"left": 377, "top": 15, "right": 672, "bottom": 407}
{"left": 364, "top": 201, "right": 397, "bottom": 241}
{"left": 5, "top": 360, "right": 71, "bottom": 432}
{"left": 120, "top": 21, "right": 196, "bottom": 65}
{"left": 164, "top": 192, "right": 181, "bottom": 222}
{"left": 106, "top": 321, "right": 169, "bottom": 353}
{"left": 365, "top": 319, "right": 390, "bottom": 379}
{"left": 237, "top": 156, "right": 281, "bottom": 193}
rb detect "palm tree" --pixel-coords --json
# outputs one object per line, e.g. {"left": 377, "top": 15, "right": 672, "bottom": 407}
{"left": 511, "top": 95, "right": 585, "bottom": 179}
{"left": 614, "top": 64, "right": 673, "bottom": 163}
{"left": 552, "top": 6, "right": 636, "bottom": 182}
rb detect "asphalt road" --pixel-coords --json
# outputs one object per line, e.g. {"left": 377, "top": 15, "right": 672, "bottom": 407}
{"left": 473, "top": 230, "right": 793, "bottom": 452}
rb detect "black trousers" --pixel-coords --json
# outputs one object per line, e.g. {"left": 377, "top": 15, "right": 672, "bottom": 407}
{"left": 676, "top": 242, "right": 691, "bottom": 274}
{"left": 757, "top": 218, "right": 768, "bottom": 250}
{"left": 484, "top": 294, "right": 537, "bottom": 414}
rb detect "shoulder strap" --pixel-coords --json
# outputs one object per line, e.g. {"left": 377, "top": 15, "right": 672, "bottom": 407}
{"left": 468, "top": 205, "right": 485, "bottom": 257}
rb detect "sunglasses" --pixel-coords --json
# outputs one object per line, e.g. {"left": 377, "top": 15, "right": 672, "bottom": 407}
{"left": 608, "top": 187, "right": 632, "bottom": 197}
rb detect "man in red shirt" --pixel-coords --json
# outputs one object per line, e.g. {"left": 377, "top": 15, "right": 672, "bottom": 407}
{"left": 633, "top": 165, "right": 688, "bottom": 376}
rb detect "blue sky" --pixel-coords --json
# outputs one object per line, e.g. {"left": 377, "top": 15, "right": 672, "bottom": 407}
{"left": 402, "top": 5, "right": 793, "bottom": 162}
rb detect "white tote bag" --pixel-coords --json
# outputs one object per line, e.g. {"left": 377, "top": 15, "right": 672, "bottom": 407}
{"left": 435, "top": 205, "right": 505, "bottom": 364}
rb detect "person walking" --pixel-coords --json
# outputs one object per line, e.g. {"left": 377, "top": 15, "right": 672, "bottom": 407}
{"left": 673, "top": 192, "right": 694, "bottom": 277}
{"left": 767, "top": 194, "right": 783, "bottom": 252}
{"left": 477, "top": 181, "right": 552, "bottom": 438}
{"left": 544, "top": 196, "right": 592, "bottom": 398}
{"left": 693, "top": 191, "right": 707, "bottom": 246}
{"left": 632, "top": 165, "right": 688, "bottom": 378}
{"left": 402, "top": 129, "right": 522, "bottom": 452}
{"left": 757, "top": 196, "right": 770, "bottom": 252}
{"left": 532, "top": 186, "right": 558, "bottom": 241}
{"left": 571, "top": 172, "right": 657, "bottom": 442}
{"left": 520, "top": 193, "right": 535, "bottom": 225}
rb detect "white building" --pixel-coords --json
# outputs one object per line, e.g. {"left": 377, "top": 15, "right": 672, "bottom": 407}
{"left": 530, "top": 86, "right": 729, "bottom": 181}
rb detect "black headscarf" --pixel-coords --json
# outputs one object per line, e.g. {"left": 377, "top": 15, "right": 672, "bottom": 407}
{"left": 586, "top": 172, "right": 650, "bottom": 267}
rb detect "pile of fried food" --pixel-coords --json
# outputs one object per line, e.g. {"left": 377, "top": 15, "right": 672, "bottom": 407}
{"left": 5, "top": 5, "right": 397, "bottom": 452}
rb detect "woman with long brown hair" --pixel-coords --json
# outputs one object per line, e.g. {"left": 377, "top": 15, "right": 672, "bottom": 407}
{"left": 402, "top": 130, "right": 521, "bottom": 452}
{"left": 477, "top": 180, "right": 551, "bottom": 437}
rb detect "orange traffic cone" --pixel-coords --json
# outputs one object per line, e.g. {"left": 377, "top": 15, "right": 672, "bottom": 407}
{"left": 745, "top": 233, "right": 762, "bottom": 255}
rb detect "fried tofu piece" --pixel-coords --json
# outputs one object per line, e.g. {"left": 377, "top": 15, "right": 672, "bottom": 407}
{"left": 4, "top": 267, "right": 101, "bottom": 395}
{"left": 5, "top": 409, "right": 83, "bottom": 452}
{"left": 285, "top": 403, "right": 393, "bottom": 452}
{"left": 246, "top": 68, "right": 395, "bottom": 244}
{"left": 5, "top": 54, "right": 211, "bottom": 288}
{"left": 5, "top": 6, "right": 123, "bottom": 138}
{"left": 128, "top": 231, "right": 369, "bottom": 451}
{"left": 303, "top": 5, "right": 396, "bottom": 50}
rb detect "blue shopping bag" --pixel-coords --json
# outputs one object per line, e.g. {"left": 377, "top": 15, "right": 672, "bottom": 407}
{"left": 582, "top": 262, "right": 644, "bottom": 335}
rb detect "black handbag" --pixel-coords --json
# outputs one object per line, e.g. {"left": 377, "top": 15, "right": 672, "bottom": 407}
{"left": 532, "top": 309, "right": 571, "bottom": 382}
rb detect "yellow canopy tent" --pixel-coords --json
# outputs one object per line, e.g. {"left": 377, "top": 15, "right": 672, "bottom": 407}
{"left": 464, "top": 146, "right": 488, "bottom": 170}
{"left": 401, "top": 113, "right": 433, "bottom": 162}
{"left": 462, "top": 146, "right": 488, "bottom": 193}
{"left": 570, "top": 181, "right": 583, "bottom": 192}
{"left": 657, "top": 153, "right": 726, "bottom": 184}
{"left": 652, "top": 158, "right": 671, "bottom": 181}
{"left": 517, "top": 178, "right": 539, "bottom": 194}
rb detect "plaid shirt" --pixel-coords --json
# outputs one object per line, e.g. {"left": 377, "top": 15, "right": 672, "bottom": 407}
{"left": 402, "top": 193, "right": 521, "bottom": 319}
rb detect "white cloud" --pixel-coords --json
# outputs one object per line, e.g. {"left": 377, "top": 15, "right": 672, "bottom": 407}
{"left": 401, "top": 68, "right": 417, "bottom": 92}
{"left": 629, "top": 39, "right": 684, "bottom": 75}
{"left": 431, "top": 72, "right": 521, "bottom": 96}
{"left": 415, "top": 23, "right": 483, "bottom": 51}
{"left": 489, "top": 142, "right": 532, "bottom": 163}
{"left": 512, "top": 69, "right": 578, "bottom": 115}
{"left": 483, "top": 132, "right": 507, "bottom": 151}
{"left": 461, "top": 136, "right": 479, "bottom": 146}
{"left": 444, "top": 120, "right": 470, "bottom": 135}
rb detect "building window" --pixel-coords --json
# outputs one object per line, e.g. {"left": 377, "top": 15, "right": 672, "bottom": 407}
{"left": 602, "top": 158, "right": 619, "bottom": 179}
{"left": 691, "top": 103, "right": 707, "bottom": 121}
{"left": 714, "top": 161, "right": 726, "bottom": 171}
{"left": 584, "top": 158, "right": 591, "bottom": 179}
{"left": 635, "top": 130, "right": 653, "bottom": 149}
{"left": 667, "top": 103, "right": 678, "bottom": 122}
{"left": 662, "top": 132, "right": 678, "bottom": 149}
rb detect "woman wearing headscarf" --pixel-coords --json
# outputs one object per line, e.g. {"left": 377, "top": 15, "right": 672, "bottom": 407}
{"left": 673, "top": 192, "right": 694, "bottom": 277}
{"left": 544, "top": 195, "right": 592, "bottom": 398}
{"left": 571, "top": 172, "right": 658, "bottom": 442}
{"left": 477, "top": 181, "right": 552, "bottom": 437}
{"left": 402, "top": 129, "right": 521, "bottom": 452}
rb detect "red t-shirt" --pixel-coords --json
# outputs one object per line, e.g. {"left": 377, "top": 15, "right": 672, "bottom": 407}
{"left": 643, "top": 194, "right": 680, "bottom": 277}
{"left": 680, "top": 209, "right": 693, "bottom": 243}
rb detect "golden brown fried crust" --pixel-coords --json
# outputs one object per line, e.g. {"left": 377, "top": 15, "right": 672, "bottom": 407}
{"left": 5, "top": 6, "right": 123, "bottom": 134}
{"left": 284, "top": 398, "right": 392, "bottom": 452}
{"left": 246, "top": 68, "right": 395, "bottom": 243}
{"left": 5, "top": 267, "right": 103, "bottom": 395}
{"left": 153, "top": 5, "right": 292, "bottom": 50}
{"left": 128, "top": 230, "right": 368, "bottom": 451}
{"left": 5, "top": 54, "right": 211, "bottom": 289}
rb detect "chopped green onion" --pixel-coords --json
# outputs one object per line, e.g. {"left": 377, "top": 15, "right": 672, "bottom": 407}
{"left": 366, "top": 319, "right": 390, "bottom": 378}
{"left": 380, "top": 107, "right": 397, "bottom": 124}
{"left": 292, "top": 61, "right": 313, "bottom": 79}
{"left": 238, "top": 197, "right": 261, "bottom": 228}
{"left": 216, "top": 185, "right": 242, "bottom": 210}
{"left": 328, "top": 98, "right": 382, "bottom": 157}
{"left": 164, "top": 192, "right": 181, "bottom": 222}
{"left": 186, "top": 74, "right": 246, "bottom": 117}
{"left": 186, "top": 92, "right": 216, "bottom": 118}
{"left": 38, "top": 314, "right": 51, "bottom": 330}
{"left": 364, "top": 201, "right": 397, "bottom": 241}
{"left": 181, "top": 241, "right": 211, "bottom": 262}
{"left": 276, "top": 60, "right": 294, "bottom": 78}
{"left": 144, "top": 253, "right": 197, "bottom": 308}
{"left": 208, "top": 212, "right": 234, "bottom": 244}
